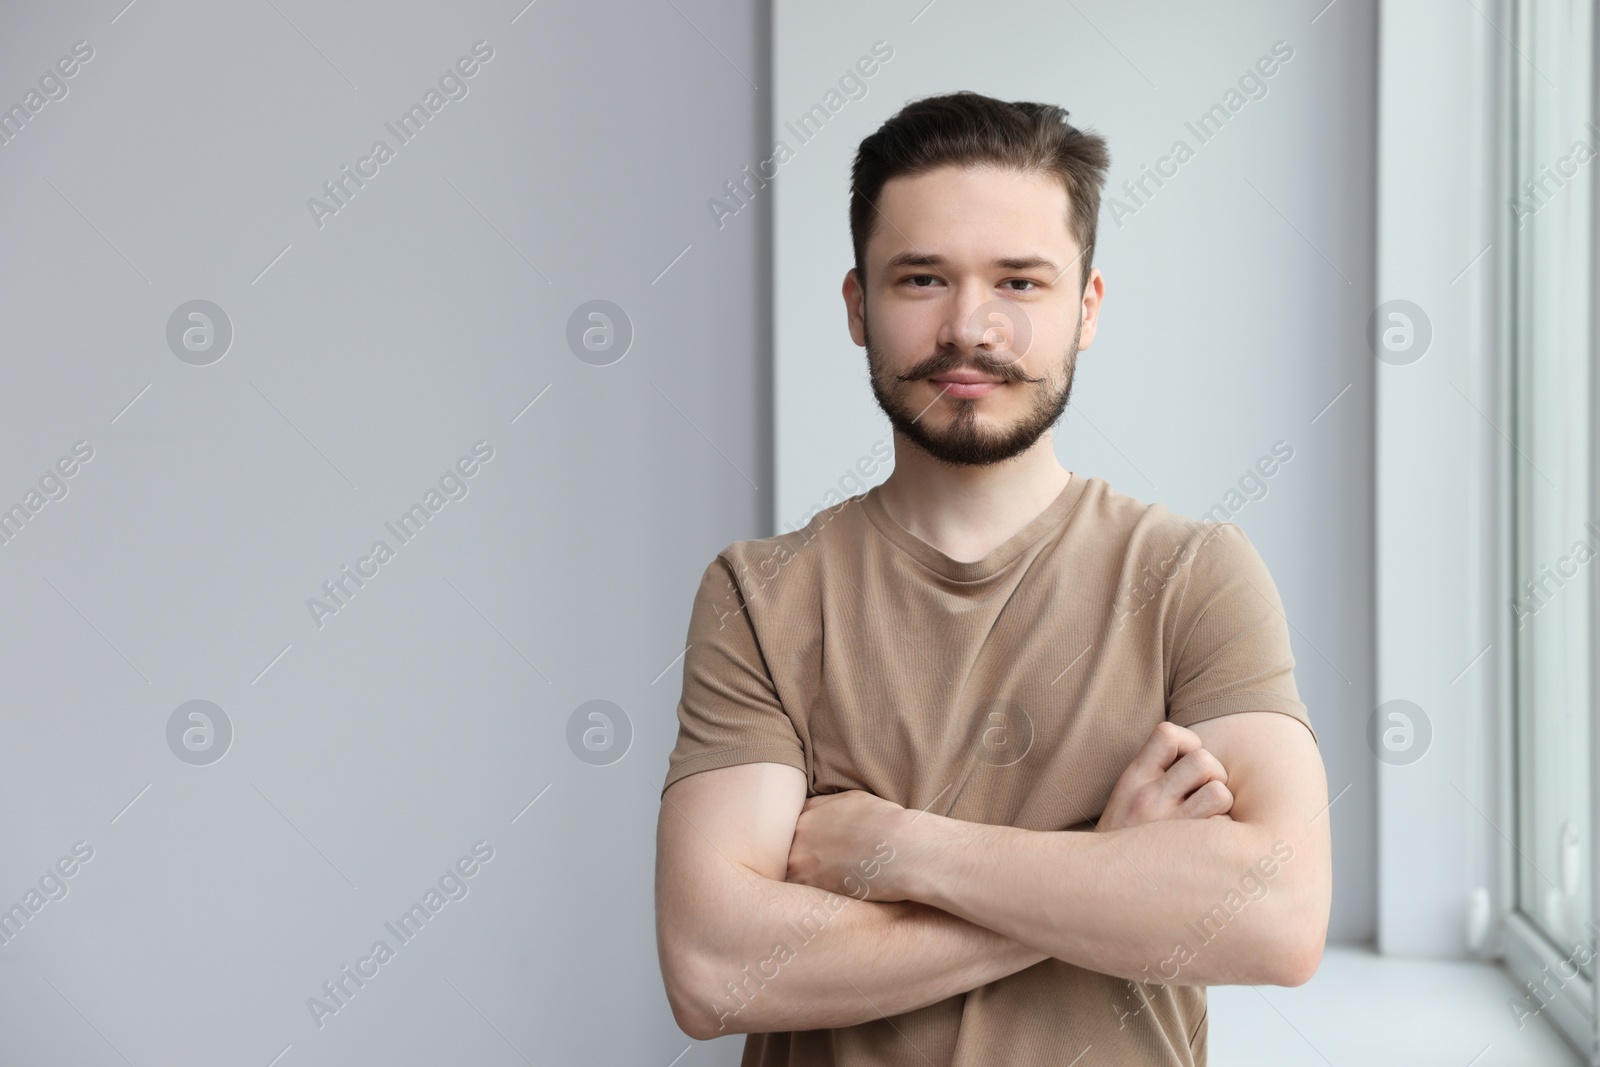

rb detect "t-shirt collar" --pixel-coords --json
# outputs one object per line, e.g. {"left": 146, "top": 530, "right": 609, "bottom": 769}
{"left": 859, "top": 472, "right": 1090, "bottom": 583}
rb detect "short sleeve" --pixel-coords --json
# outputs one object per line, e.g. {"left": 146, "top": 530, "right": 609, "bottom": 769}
{"left": 660, "top": 555, "right": 808, "bottom": 798}
{"left": 1164, "top": 523, "right": 1317, "bottom": 746}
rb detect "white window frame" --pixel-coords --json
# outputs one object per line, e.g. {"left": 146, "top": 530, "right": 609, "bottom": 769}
{"left": 1500, "top": 0, "right": 1599, "bottom": 1059}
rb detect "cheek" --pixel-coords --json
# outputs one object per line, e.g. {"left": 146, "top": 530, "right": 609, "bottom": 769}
{"left": 1022, "top": 321, "right": 1074, "bottom": 364}
{"left": 873, "top": 304, "right": 936, "bottom": 358}
{"left": 872, "top": 288, "right": 930, "bottom": 327}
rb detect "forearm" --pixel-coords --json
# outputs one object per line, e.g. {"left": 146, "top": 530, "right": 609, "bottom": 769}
{"left": 685, "top": 876, "right": 1047, "bottom": 1036}
{"left": 903, "top": 816, "right": 1305, "bottom": 986}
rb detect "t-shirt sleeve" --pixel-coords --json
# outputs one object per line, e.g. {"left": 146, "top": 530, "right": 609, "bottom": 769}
{"left": 1163, "top": 522, "right": 1318, "bottom": 745}
{"left": 660, "top": 554, "right": 809, "bottom": 799}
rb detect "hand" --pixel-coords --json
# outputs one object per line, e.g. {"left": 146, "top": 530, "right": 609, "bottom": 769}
{"left": 785, "top": 790, "right": 909, "bottom": 901}
{"left": 1096, "top": 721, "right": 1233, "bottom": 832}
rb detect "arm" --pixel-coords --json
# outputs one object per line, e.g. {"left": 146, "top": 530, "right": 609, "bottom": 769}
{"left": 790, "top": 715, "right": 1331, "bottom": 987}
{"left": 655, "top": 760, "right": 1047, "bottom": 1040}
{"left": 657, "top": 721, "right": 1246, "bottom": 1038}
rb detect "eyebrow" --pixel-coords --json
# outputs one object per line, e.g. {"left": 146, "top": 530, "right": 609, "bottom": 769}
{"left": 880, "top": 250, "right": 1062, "bottom": 275}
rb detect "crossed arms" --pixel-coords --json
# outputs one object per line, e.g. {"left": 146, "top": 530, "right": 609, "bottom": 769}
{"left": 655, "top": 712, "right": 1332, "bottom": 1040}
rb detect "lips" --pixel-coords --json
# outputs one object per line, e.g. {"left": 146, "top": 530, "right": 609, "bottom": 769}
{"left": 930, "top": 372, "right": 1005, "bottom": 385}
{"left": 931, "top": 378, "right": 1003, "bottom": 398}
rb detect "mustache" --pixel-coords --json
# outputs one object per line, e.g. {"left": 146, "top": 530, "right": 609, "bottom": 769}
{"left": 896, "top": 352, "right": 1047, "bottom": 385}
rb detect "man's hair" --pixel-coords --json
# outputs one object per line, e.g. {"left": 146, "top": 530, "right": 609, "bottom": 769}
{"left": 849, "top": 90, "right": 1111, "bottom": 293}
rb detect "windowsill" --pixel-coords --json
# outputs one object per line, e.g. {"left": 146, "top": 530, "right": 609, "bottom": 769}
{"left": 1208, "top": 940, "right": 1585, "bottom": 1065}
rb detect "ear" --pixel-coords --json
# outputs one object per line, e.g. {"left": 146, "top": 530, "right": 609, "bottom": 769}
{"left": 843, "top": 268, "right": 867, "bottom": 347}
{"left": 1076, "top": 267, "right": 1105, "bottom": 350}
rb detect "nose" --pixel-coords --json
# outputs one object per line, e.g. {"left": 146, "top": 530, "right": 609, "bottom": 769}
{"left": 939, "top": 296, "right": 1029, "bottom": 374}
{"left": 936, "top": 280, "right": 1002, "bottom": 354}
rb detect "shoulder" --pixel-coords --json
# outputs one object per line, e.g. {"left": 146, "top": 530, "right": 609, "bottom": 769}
{"left": 1075, "top": 479, "right": 1275, "bottom": 629}
{"left": 1075, "top": 476, "right": 1231, "bottom": 569}
{"left": 704, "top": 492, "right": 869, "bottom": 607}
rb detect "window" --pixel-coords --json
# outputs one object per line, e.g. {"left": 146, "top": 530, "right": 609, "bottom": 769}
{"left": 1504, "top": 0, "right": 1596, "bottom": 1051}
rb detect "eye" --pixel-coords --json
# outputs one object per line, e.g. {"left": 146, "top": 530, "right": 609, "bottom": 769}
{"left": 1004, "top": 279, "right": 1039, "bottom": 292}
{"left": 903, "top": 274, "right": 940, "bottom": 288}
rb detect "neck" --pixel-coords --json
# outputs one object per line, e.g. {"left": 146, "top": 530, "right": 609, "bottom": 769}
{"left": 875, "top": 431, "right": 1071, "bottom": 563}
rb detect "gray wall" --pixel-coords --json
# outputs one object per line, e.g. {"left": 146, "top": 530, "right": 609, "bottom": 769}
{"left": 0, "top": 1, "right": 769, "bottom": 1063}
{"left": 773, "top": 0, "right": 1377, "bottom": 949}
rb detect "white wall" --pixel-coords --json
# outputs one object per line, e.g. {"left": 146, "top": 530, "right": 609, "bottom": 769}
{"left": 1374, "top": 0, "right": 1518, "bottom": 961}
{"left": 773, "top": 0, "right": 1377, "bottom": 946}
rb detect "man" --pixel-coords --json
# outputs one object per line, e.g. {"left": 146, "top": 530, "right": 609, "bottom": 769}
{"left": 655, "top": 90, "right": 1331, "bottom": 1066}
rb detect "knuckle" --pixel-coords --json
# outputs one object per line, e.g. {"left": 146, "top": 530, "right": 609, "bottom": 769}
{"left": 1153, "top": 721, "right": 1187, "bottom": 743}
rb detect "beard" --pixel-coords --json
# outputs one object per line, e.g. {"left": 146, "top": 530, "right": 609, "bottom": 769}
{"left": 864, "top": 309, "right": 1082, "bottom": 468}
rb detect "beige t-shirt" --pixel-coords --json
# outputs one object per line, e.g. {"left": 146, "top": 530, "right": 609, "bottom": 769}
{"left": 662, "top": 472, "right": 1317, "bottom": 1066}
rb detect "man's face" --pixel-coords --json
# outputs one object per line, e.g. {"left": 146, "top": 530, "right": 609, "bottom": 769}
{"left": 844, "top": 164, "right": 1101, "bottom": 468}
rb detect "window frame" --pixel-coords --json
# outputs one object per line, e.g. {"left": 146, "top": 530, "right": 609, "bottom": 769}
{"left": 1499, "top": 0, "right": 1600, "bottom": 1059}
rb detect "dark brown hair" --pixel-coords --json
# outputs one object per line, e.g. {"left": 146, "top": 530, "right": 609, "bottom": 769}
{"left": 849, "top": 90, "right": 1111, "bottom": 293}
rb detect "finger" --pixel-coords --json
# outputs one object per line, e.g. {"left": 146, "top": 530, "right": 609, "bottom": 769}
{"left": 1177, "top": 780, "right": 1232, "bottom": 819}
{"left": 1130, "top": 721, "right": 1204, "bottom": 780}
{"left": 1176, "top": 780, "right": 1233, "bottom": 819}
{"left": 1159, "top": 747, "right": 1228, "bottom": 803}
{"left": 1107, "top": 724, "right": 1193, "bottom": 801}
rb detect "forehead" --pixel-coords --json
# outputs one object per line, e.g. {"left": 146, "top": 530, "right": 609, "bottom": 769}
{"left": 868, "top": 165, "right": 1076, "bottom": 263}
